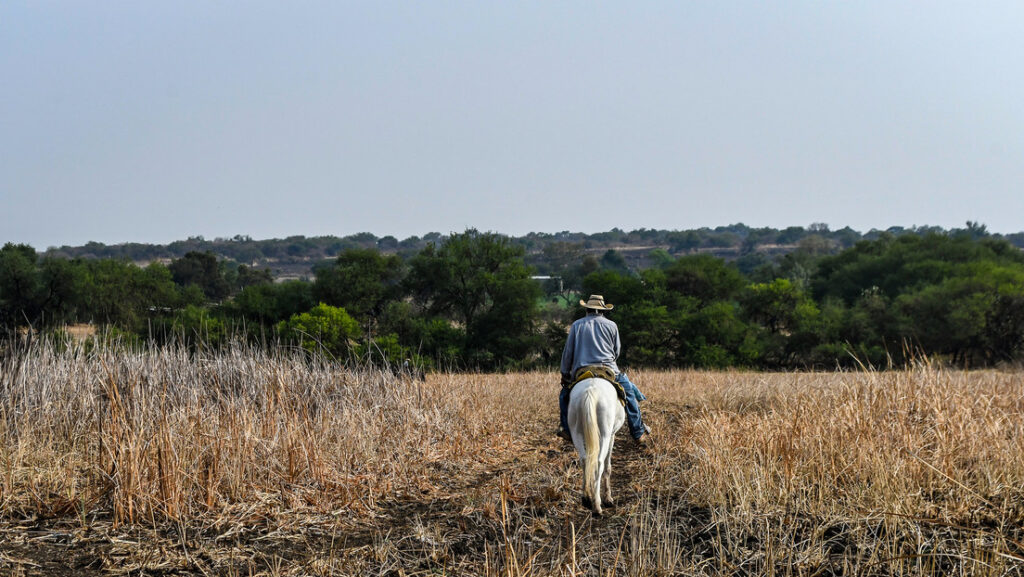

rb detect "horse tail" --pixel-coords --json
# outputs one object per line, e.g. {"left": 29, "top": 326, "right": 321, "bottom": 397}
{"left": 582, "top": 387, "right": 601, "bottom": 505}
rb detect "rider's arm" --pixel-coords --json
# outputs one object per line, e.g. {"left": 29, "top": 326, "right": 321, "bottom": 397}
{"left": 560, "top": 324, "right": 576, "bottom": 381}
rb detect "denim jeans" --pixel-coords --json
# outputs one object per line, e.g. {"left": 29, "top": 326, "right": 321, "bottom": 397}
{"left": 560, "top": 372, "right": 647, "bottom": 439}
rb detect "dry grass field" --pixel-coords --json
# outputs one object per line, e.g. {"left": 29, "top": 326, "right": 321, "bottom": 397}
{"left": 1, "top": 340, "right": 1023, "bottom": 576}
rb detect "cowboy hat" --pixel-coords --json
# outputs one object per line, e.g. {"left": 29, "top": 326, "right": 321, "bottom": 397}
{"left": 580, "top": 294, "right": 614, "bottom": 310}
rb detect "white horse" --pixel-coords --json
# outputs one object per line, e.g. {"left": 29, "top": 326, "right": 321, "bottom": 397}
{"left": 567, "top": 377, "right": 625, "bottom": 516}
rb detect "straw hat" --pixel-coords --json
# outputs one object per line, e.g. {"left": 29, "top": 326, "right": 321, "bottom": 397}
{"left": 580, "top": 294, "right": 614, "bottom": 310}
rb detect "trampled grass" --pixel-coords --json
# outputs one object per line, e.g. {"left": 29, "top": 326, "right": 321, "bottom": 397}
{"left": 1, "top": 339, "right": 1022, "bottom": 575}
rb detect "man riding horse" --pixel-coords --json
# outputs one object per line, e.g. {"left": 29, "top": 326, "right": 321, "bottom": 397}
{"left": 559, "top": 294, "right": 652, "bottom": 445}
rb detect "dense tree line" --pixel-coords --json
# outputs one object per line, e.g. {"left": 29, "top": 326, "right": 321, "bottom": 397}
{"left": 4, "top": 227, "right": 1024, "bottom": 370}
{"left": 39, "top": 223, "right": 1024, "bottom": 277}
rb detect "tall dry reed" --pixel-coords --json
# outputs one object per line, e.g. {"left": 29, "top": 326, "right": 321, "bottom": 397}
{"left": 0, "top": 338, "right": 514, "bottom": 527}
{"left": 1, "top": 339, "right": 1022, "bottom": 576}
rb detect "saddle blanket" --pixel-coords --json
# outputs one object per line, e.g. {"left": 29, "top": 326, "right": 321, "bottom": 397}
{"left": 564, "top": 365, "right": 627, "bottom": 407}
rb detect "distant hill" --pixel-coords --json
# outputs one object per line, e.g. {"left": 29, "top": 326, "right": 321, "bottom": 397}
{"left": 41, "top": 223, "right": 1024, "bottom": 280}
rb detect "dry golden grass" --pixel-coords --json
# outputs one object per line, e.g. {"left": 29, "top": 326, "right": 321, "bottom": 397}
{"left": 1, "top": 340, "right": 1022, "bottom": 575}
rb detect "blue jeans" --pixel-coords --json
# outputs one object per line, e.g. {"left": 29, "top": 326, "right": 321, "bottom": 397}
{"left": 560, "top": 372, "right": 647, "bottom": 439}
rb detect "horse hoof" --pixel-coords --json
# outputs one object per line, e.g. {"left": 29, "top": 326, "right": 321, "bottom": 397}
{"left": 604, "top": 499, "right": 616, "bottom": 509}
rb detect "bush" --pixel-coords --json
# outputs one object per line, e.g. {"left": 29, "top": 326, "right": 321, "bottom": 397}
{"left": 277, "top": 304, "right": 361, "bottom": 361}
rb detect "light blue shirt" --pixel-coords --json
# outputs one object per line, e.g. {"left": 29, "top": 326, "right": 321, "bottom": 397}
{"left": 560, "top": 312, "right": 621, "bottom": 378}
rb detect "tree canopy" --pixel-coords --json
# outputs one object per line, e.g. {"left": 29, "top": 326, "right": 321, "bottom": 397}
{"left": 4, "top": 227, "right": 1024, "bottom": 371}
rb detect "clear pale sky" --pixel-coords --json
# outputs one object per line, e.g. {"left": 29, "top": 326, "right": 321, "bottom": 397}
{"left": 3, "top": 2, "right": 1022, "bottom": 250}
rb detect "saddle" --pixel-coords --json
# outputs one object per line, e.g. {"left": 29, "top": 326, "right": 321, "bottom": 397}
{"left": 564, "top": 364, "right": 627, "bottom": 407}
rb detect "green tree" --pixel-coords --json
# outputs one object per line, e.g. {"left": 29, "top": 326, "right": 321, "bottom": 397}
{"left": 81, "top": 260, "right": 180, "bottom": 330}
{"left": 740, "top": 278, "right": 823, "bottom": 367}
{"left": 537, "top": 241, "right": 586, "bottom": 297}
{"left": 37, "top": 257, "right": 85, "bottom": 325}
{"left": 233, "top": 264, "right": 274, "bottom": 291}
{"left": 667, "top": 230, "right": 701, "bottom": 254}
{"left": 599, "top": 249, "right": 630, "bottom": 275}
{"left": 675, "top": 300, "right": 756, "bottom": 368}
{"left": 664, "top": 254, "right": 746, "bottom": 306}
{"left": 582, "top": 268, "right": 673, "bottom": 367}
{"left": 776, "top": 226, "right": 807, "bottom": 245}
{"left": 169, "top": 251, "right": 231, "bottom": 301}
{"left": 172, "top": 305, "right": 228, "bottom": 349}
{"left": 406, "top": 229, "right": 542, "bottom": 369}
{"left": 277, "top": 303, "right": 361, "bottom": 360}
{"left": 379, "top": 301, "right": 464, "bottom": 369}
{"left": 313, "top": 248, "right": 404, "bottom": 321}
{"left": 982, "top": 281, "right": 1024, "bottom": 363}
{"left": 0, "top": 243, "right": 41, "bottom": 329}
{"left": 897, "top": 263, "right": 1024, "bottom": 366}
{"left": 812, "top": 234, "right": 1024, "bottom": 305}
{"left": 808, "top": 233, "right": 1024, "bottom": 367}
{"left": 648, "top": 249, "right": 675, "bottom": 270}
{"left": 228, "top": 280, "right": 314, "bottom": 326}
{"left": 741, "top": 279, "right": 816, "bottom": 334}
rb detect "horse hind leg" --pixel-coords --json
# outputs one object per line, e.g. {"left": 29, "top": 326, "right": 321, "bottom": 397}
{"left": 581, "top": 458, "right": 605, "bottom": 516}
{"left": 591, "top": 463, "right": 604, "bottom": 516}
{"left": 601, "top": 441, "right": 615, "bottom": 508}
{"left": 581, "top": 487, "right": 602, "bottom": 516}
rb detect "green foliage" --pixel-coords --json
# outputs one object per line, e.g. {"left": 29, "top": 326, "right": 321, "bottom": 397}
{"left": 582, "top": 266, "right": 757, "bottom": 369}
{"left": 378, "top": 301, "right": 464, "bottom": 368}
{"left": 228, "top": 280, "right": 314, "bottom": 326}
{"left": 313, "top": 248, "right": 404, "bottom": 320}
{"left": 0, "top": 243, "right": 42, "bottom": 328}
{"left": 599, "top": 250, "right": 630, "bottom": 275}
{"left": 805, "top": 234, "right": 1024, "bottom": 367}
{"left": 277, "top": 303, "right": 361, "bottom": 361}
{"left": 648, "top": 249, "right": 675, "bottom": 270}
{"left": 665, "top": 254, "right": 746, "bottom": 306}
{"left": 358, "top": 333, "right": 434, "bottom": 371}
{"left": 81, "top": 260, "right": 180, "bottom": 331}
{"left": 812, "top": 234, "right": 1024, "bottom": 305}
{"left": 406, "top": 229, "right": 541, "bottom": 369}
{"left": 594, "top": 268, "right": 676, "bottom": 367}
{"left": 172, "top": 305, "right": 228, "bottom": 349}
{"left": 533, "top": 241, "right": 589, "bottom": 295}
{"left": 896, "top": 262, "right": 1024, "bottom": 365}
{"left": 677, "top": 301, "right": 759, "bottom": 368}
{"left": 740, "top": 279, "right": 823, "bottom": 366}
{"left": 741, "top": 279, "right": 817, "bottom": 334}
{"left": 169, "top": 251, "right": 231, "bottom": 301}
{"left": 82, "top": 325, "right": 145, "bottom": 354}
{"left": 667, "top": 230, "right": 701, "bottom": 253}
{"left": 10, "top": 225, "right": 1024, "bottom": 370}
{"left": 232, "top": 264, "right": 274, "bottom": 291}
{"left": 0, "top": 245, "right": 186, "bottom": 334}
{"left": 38, "top": 256, "right": 85, "bottom": 325}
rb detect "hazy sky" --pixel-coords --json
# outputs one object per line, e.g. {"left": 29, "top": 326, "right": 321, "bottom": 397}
{"left": 3, "top": 2, "right": 1023, "bottom": 249}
